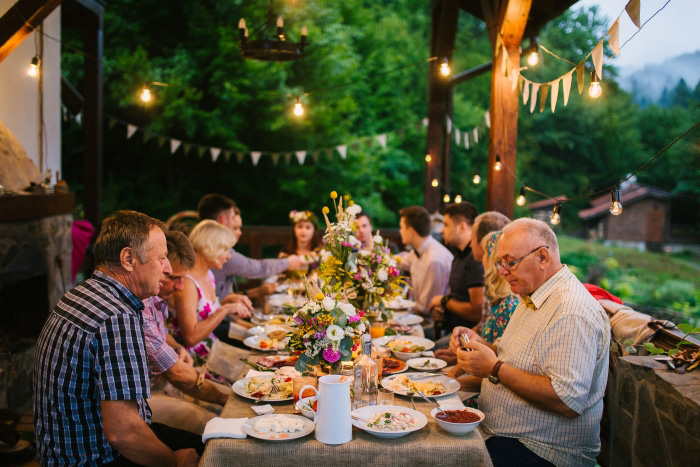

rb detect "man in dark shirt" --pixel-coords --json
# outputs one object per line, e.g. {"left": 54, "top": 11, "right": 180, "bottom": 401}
{"left": 33, "top": 210, "right": 200, "bottom": 466}
{"left": 429, "top": 202, "right": 484, "bottom": 335}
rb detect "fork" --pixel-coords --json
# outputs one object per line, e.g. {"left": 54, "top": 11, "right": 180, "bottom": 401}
{"left": 415, "top": 388, "right": 446, "bottom": 414}
{"left": 351, "top": 415, "right": 370, "bottom": 424}
{"left": 256, "top": 382, "right": 279, "bottom": 403}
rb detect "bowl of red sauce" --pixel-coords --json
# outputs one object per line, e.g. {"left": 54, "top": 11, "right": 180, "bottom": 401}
{"left": 431, "top": 408, "right": 484, "bottom": 435}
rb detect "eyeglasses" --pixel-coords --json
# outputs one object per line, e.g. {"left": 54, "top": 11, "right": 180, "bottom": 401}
{"left": 495, "top": 246, "right": 549, "bottom": 271}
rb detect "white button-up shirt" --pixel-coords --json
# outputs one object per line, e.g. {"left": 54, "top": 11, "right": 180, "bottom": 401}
{"left": 479, "top": 266, "right": 610, "bottom": 467}
{"left": 400, "top": 236, "right": 453, "bottom": 314}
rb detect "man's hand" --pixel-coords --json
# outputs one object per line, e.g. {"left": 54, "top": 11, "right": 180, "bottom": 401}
{"left": 221, "top": 293, "right": 254, "bottom": 311}
{"left": 428, "top": 295, "right": 443, "bottom": 310}
{"left": 455, "top": 342, "right": 499, "bottom": 378}
{"left": 431, "top": 305, "right": 445, "bottom": 322}
{"left": 434, "top": 347, "right": 457, "bottom": 365}
{"left": 174, "top": 448, "right": 199, "bottom": 467}
{"left": 221, "top": 303, "right": 251, "bottom": 319}
{"left": 286, "top": 255, "right": 307, "bottom": 270}
{"left": 176, "top": 346, "right": 193, "bottom": 366}
{"left": 449, "top": 326, "right": 487, "bottom": 354}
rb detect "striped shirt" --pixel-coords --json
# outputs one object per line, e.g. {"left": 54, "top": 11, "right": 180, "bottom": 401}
{"left": 479, "top": 266, "right": 610, "bottom": 467}
{"left": 142, "top": 296, "right": 178, "bottom": 375}
{"left": 33, "top": 271, "right": 152, "bottom": 466}
{"left": 212, "top": 249, "right": 289, "bottom": 301}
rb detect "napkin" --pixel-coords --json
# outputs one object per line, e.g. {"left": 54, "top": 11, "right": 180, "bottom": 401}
{"left": 251, "top": 404, "right": 275, "bottom": 415}
{"left": 202, "top": 417, "right": 249, "bottom": 442}
{"left": 436, "top": 393, "right": 466, "bottom": 409}
{"left": 421, "top": 351, "right": 435, "bottom": 357}
{"left": 245, "top": 369, "right": 273, "bottom": 378}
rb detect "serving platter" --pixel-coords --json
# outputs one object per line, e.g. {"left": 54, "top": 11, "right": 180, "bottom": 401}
{"left": 351, "top": 405, "right": 427, "bottom": 438}
{"left": 242, "top": 414, "right": 315, "bottom": 441}
{"left": 381, "top": 372, "right": 460, "bottom": 397}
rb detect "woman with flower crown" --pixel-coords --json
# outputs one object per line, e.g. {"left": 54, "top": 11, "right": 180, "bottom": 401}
{"left": 279, "top": 210, "right": 322, "bottom": 258}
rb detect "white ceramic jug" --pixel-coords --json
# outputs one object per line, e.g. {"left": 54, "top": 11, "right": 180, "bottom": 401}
{"left": 313, "top": 374, "right": 353, "bottom": 445}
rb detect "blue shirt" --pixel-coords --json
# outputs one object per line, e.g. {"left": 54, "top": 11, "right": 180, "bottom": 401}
{"left": 33, "top": 270, "right": 152, "bottom": 466}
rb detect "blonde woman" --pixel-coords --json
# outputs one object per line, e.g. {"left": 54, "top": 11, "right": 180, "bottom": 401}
{"left": 480, "top": 231, "right": 519, "bottom": 344}
{"left": 170, "top": 220, "right": 251, "bottom": 365}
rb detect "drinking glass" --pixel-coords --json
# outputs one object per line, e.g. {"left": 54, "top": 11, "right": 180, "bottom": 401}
{"left": 370, "top": 321, "right": 386, "bottom": 339}
{"left": 293, "top": 376, "right": 317, "bottom": 403}
{"left": 377, "top": 388, "right": 394, "bottom": 406}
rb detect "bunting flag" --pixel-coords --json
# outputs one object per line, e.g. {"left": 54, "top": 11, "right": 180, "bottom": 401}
{"left": 158, "top": 136, "right": 167, "bottom": 148}
{"left": 626, "top": 0, "right": 641, "bottom": 29}
{"left": 283, "top": 153, "right": 292, "bottom": 164}
{"left": 183, "top": 143, "right": 192, "bottom": 155}
{"left": 422, "top": 118, "right": 429, "bottom": 127}
{"left": 271, "top": 153, "right": 280, "bottom": 166}
{"left": 473, "top": 127, "right": 478, "bottom": 144}
{"left": 464, "top": 132, "right": 469, "bottom": 150}
{"left": 576, "top": 62, "right": 585, "bottom": 94}
{"left": 250, "top": 151, "right": 262, "bottom": 166}
{"left": 311, "top": 151, "right": 320, "bottom": 163}
{"left": 236, "top": 152, "right": 245, "bottom": 163}
{"left": 336, "top": 144, "right": 347, "bottom": 160}
{"left": 127, "top": 124, "right": 138, "bottom": 139}
{"left": 197, "top": 146, "right": 207, "bottom": 158}
{"left": 530, "top": 84, "right": 540, "bottom": 113}
{"left": 397, "top": 128, "right": 406, "bottom": 140}
{"left": 609, "top": 19, "right": 620, "bottom": 56}
{"left": 539, "top": 84, "right": 549, "bottom": 113}
{"left": 446, "top": 118, "right": 452, "bottom": 134}
{"left": 523, "top": 80, "right": 530, "bottom": 106}
{"left": 455, "top": 129, "right": 461, "bottom": 145}
{"left": 364, "top": 138, "right": 373, "bottom": 149}
{"left": 108, "top": 117, "right": 117, "bottom": 129}
{"left": 170, "top": 139, "right": 181, "bottom": 154}
{"left": 295, "top": 150, "right": 307, "bottom": 165}
{"left": 485, "top": 110, "right": 491, "bottom": 128}
{"left": 325, "top": 149, "right": 334, "bottom": 161}
{"left": 591, "top": 41, "right": 604, "bottom": 79}
{"left": 224, "top": 150, "right": 232, "bottom": 162}
{"left": 376, "top": 134, "right": 387, "bottom": 149}
{"left": 210, "top": 148, "right": 221, "bottom": 162}
{"left": 76, "top": 113, "right": 82, "bottom": 125}
{"left": 551, "top": 79, "right": 560, "bottom": 113}
{"left": 142, "top": 131, "right": 153, "bottom": 144}
{"left": 562, "top": 71, "right": 573, "bottom": 106}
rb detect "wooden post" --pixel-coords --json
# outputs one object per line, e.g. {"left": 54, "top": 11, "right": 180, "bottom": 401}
{"left": 483, "top": 0, "right": 532, "bottom": 219}
{"left": 0, "top": 0, "right": 64, "bottom": 63}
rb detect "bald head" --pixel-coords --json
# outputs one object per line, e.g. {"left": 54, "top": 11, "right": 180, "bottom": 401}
{"left": 502, "top": 218, "right": 560, "bottom": 260}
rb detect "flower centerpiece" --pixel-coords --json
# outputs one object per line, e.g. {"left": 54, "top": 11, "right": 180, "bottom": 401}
{"left": 287, "top": 281, "right": 368, "bottom": 372}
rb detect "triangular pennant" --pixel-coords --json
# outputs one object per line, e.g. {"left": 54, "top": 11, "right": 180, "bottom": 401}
{"left": 523, "top": 80, "right": 530, "bottom": 106}
{"left": 311, "top": 151, "right": 320, "bottom": 162}
{"left": 591, "top": 41, "right": 604, "bottom": 79}
{"left": 485, "top": 110, "right": 491, "bottom": 128}
{"left": 325, "top": 149, "right": 334, "bottom": 161}
{"left": 108, "top": 117, "right": 117, "bottom": 129}
{"left": 351, "top": 142, "right": 360, "bottom": 152}
{"left": 197, "top": 146, "right": 207, "bottom": 158}
{"left": 511, "top": 65, "right": 519, "bottom": 91}
{"left": 283, "top": 153, "right": 292, "bottom": 164}
{"left": 376, "top": 134, "right": 387, "bottom": 149}
{"left": 539, "top": 84, "right": 549, "bottom": 113}
{"left": 422, "top": 118, "right": 429, "bottom": 127}
{"left": 126, "top": 124, "right": 138, "bottom": 139}
{"left": 446, "top": 118, "right": 452, "bottom": 135}
{"left": 236, "top": 152, "right": 245, "bottom": 163}
{"left": 336, "top": 144, "right": 347, "bottom": 160}
{"left": 516, "top": 75, "right": 523, "bottom": 97}
{"left": 530, "top": 83, "right": 540, "bottom": 113}
{"left": 364, "top": 138, "right": 373, "bottom": 149}
{"left": 75, "top": 113, "right": 82, "bottom": 125}
{"left": 295, "top": 150, "right": 307, "bottom": 165}
{"left": 551, "top": 79, "right": 560, "bottom": 113}
{"left": 464, "top": 132, "right": 469, "bottom": 150}
{"left": 158, "top": 136, "right": 167, "bottom": 148}
{"left": 562, "top": 71, "right": 573, "bottom": 106}
{"left": 223, "top": 150, "right": 232, "bottom": 162}
{"left": 397, "top": 128, "right": 406, "bottom": 140}
{"left": 251, "top": 151, "right": 262, "bottom": 166}
{"left": 625, "top": 0, "right": 641, "bottom": 28}
{"left": 210, "top": 148, "right": 221, "bottom": 163}
{"left": 142, "top": 131, "right": 153, "bottom": 144}
{"left": 472, "top": 127, "right": 479, "bottom": 144}
{"left": 455, "top": 129, "right": 461, "bottom": 145}
{"left": 183, "top": 143, "right": 192, "bottom": 155}
{"left": 609, "top": 19, "right": 620, "bottom": 56}
{"left": 576, "top": 61, "right": 586, "bottom": 94}
{"left": 170, "top": 139, "right": 181, "bottom": 154}
{"left": 271, "top": 153, "right": 280, "bottom": 166}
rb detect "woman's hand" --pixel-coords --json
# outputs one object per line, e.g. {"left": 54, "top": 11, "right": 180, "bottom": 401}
{"left": 221, "top": 303, "right": 251, "bottom": 319}
{"left": 222, "top": 293, "right": 254, "bottom": 311}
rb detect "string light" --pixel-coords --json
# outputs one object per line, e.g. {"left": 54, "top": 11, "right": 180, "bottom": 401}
{"left": 443, "top": 194, "right": 450, "bottom": 203}
{"left": 609, "top": 186, "right": 623, "bottom": 215}
{"left": 526, "top": 38, "right": 539, "bottom": 67}
{"left": 439, "top": 57, "right": 450, "bottom": 77}
{"left": 472, "top": 172, "right": 481, "bottom": 184}
{"left": 454, "top": 194, "right": 462, "bottom": 204}
{"left": 276, "top": 16, "right": 285, "bottom": 40}
{"left": 28, "top": 55, "right": 40, "bottom": 77}
{"left": 550, "top": 202, "right": 562, "bottom": 225}
{"left": 516, "top": 186, "right": 526, "bottom": 206}
{"left": 431, "top": 178, "right": 439, "bottom": 187}
{"left": 140, "top": 85, "right": 152, "bottom": 103}
{"left": 425, "top": 154, "right": 432, "bottom": 163}
{"left": 589, "top": 71, "right": 602, "bottom": 98}
{"left": 494, "top": 155, "right": 503, "bottom": 171}
{"left": 293, "top": 97, "right": 304, "bottom": 117}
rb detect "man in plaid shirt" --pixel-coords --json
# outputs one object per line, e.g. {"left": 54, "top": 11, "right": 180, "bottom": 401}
{"left": 33, "top": 211, "right": 200, "bottom": 466}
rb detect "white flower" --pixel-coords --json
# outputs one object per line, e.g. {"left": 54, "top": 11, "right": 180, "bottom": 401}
{"left": 359, "top": 249, "right": 371, "bottom": 257}
{"left": 348, "top": 235, "right": 361, "bottom": 247}
{"left": 326, "top": 324, "right": 344, "bottom": 341}
{"left": 357, "top": 322, "right": 366, "bottom": 333}
{"left": 377, "top": 269, "right": 388, "bottom": 282}
{"left": 322, "top": 296, "right": 336, "bottom": 311}
{"left": 338, "top": 302, "right": 356, "bottom": 316}
{"left": 373, "top": 234, "right": 383, "bottom": 244}
{"left": 346, "top": 204, "right": 362, "bottom": 216}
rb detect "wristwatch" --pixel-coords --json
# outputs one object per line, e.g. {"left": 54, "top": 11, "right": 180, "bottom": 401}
{"left": 488, "top": 360, "right": 504, "bottom": 385}
{"left": 440, "top": 294, "right": 450, "bottom": 309}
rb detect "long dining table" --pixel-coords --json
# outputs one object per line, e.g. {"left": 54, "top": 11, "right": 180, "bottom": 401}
{"left": 199, "top": 350, "right": 493, "bottom": 467}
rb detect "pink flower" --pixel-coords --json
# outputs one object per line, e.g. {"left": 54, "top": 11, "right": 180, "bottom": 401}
{"left": 322, "top": 347, "right": 341, "bottom": 363}
{"left": 348, "top": 315, "right": 361, "bottom": 323}
{"left": 193, "top": 343, "right": 209, "bottom": 357}
{"left": 358, "top": 310, "right": 365, "bottom": 317}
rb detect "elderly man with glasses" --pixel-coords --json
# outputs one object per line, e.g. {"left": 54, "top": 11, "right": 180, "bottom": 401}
{"left": 450, "top": 218, "right": 610, "bottom": 467}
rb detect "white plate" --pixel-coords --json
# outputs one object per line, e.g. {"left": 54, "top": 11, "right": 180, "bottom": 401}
{"left": 250, "top": 314, "right": 294, "bottom": 326}
{"left": 267, "top": 294, "right": 306, "bottom": 309}
{"left": 352, "top": 405, "right": 427, "bottom": 438}
{"left": 406, "top": 357, "right": 448, "bottom": 371}
{"left": 243, "top": 335, "right": 289, "bottom": 352}
{"left": 373, "top": 336, "right": 435, "bottom": 351}
{"left": 242, "top": 414, "right": 315, "bottom": 441}
{"left": 383, "top": 298, "right": 416, "bottom": 310}
{"left": 394, "top": 314, "right": 423, "bottom": 326}
{"left": 381, "top": 372, "right": 460, "bottom": 397}
{"left": 247, "top": 324, "right": 288, "bottom": 337}
{"left": 232, "top": 376, "right": 293, "bottom": 402}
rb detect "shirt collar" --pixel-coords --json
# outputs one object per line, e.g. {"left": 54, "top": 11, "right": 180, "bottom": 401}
{"left": 455, "top": 244, "right": 472, "bottom": 258}
{"left": 92, "top": 270, "right": 145, "bottom": 313}
{"left": 416, "top": 236, "right": 434, "bottom": 257}
{"left": 521, "top": 265, "right": 570, "bottom": 311}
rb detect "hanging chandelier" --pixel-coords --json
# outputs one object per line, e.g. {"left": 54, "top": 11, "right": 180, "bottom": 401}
{"left": 238, "top": 0, "right": 308, "bottom": 62}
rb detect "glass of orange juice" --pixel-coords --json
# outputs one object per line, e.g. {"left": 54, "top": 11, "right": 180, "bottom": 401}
{"left": 370, "top": 320, "right": 385, "bottom": 339}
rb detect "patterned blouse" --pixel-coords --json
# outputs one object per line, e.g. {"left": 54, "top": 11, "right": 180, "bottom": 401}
{"left": 481, "top": 293, "right": 519, "bottom": 344}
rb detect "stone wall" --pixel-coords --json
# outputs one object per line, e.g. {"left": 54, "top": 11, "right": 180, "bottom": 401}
{"left": 607, "top": 356, "right": 700, "bottom": 467}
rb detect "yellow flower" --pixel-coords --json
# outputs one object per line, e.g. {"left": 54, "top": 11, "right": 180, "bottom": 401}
{"left": 330, "top": 191, "right": 338, "bottom": 199}
{"left": 343, "top": 195, "right": 350, "bottom": 201}
{"left": 315, "top": 293, "right": 325, "bottom": 301}
{"left": 395, "top": 256, "right": 402, "bottom": 263}
{"left": 349, "top": 200, "right": 354, "bottom": 206}
{"left": 322, "top": 206, "right": 330, "bottom": 214}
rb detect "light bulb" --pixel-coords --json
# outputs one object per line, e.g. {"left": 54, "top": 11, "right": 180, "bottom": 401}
{"left": 439, "top": 58, "right": 450, "bottom": 77}
{"left": 431, "top": 178, "right": 439, "bottom": 187}
{"left": 455, "top": 194, "right": 462, "bottom": 204}
{"left": 473, "top": 173, "right": 481, "bottom": 184}
{"left": 610, "top": 187, "right": 623, "bottom": 215}
{"left": 238, "top": 18, "right": 246, "bottom": 29}
{"left": 550, "top": 203, "right": 562, "bottom": 225}
{"left": 277, "top": 16, "right": 284, "bottom": 28}
{"left": 140, "top": 87, "right": 152, "bottom": 103}
{"left": 277, "top": 16, "right": 285, "bottom": 40}
{"left": 527, "top": 50, "right": 539, "bottom": 66}
{"left": 589, "top": 71, "right": 602, "bottom": 98}
{"left": 494, "top": 155, "right": 503, "bottom": 171}
{"left": 443, "top": 194, "right": 450, "bottom": 203}
{"left": 425, "top": 154, "right": 432, "bottom": 163}
{"left": 28, "top": 56, "right": 39, "bottom": 77}
{"left": 516, "top": 186, "right": 526, "bottom": 206}
{"left": 293, "top": 97, "right": 304, "bottom": 117}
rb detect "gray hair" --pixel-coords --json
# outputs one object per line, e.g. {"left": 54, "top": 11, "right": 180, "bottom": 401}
{"left": 95, "top": 210, "right": 164, "bottom": 268}
{"left": 502, "top": 218, "right": 560, "bottom": 258}
{"left": 475, "top": 211, "right": 511, "bottom": 243}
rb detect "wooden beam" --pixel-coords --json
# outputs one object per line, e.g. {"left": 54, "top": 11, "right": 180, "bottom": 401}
{"left": 0, "top": 0, "right": 64, "bottom": 63}
{"left": 449, "top": 61, "right": 492, "bottom": 86}
{"left": 61, "top": 75, "right": 83, "bottom": 115}
{"left": 485, "top": 0, "right": 532, "bottom": 219}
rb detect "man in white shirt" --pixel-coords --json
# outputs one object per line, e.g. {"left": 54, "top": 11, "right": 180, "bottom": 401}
{"left": 398, "top": 205, "right": 453, "bottom": 316}
{"left": 451, "top": 218, "right": 610, "bottom": 467}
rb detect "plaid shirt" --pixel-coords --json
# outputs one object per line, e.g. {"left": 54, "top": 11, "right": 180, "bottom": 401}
{"left": 142, "top": 296, "right": 179, "bottom": 375}
{"left": 33, "top": 271, "right": 152, "bottom": 466}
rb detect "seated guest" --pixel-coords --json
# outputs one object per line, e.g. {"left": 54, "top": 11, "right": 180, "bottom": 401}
{"left": 170, "top": 220, "right": 250, "bottom": 365}
{"left": 428, "top": 202, "right": 484, "bottom": 336}
{"left": 356, "top": 211, "right": 399, "bottom": 253}
{"left": 34, "top": 210, "right": 200, "bottom": 466}
{"left": 198, "top": 194, "right": 306, "bottom": 302}
{"left": 397, "top": 205, "right": 453, "bottom": 316}
{"left": 279, "top": 209, "right": 321, "bottom": 257}
{"left": 143, "top": 231, "right": 229, "bottom": 409}
{"left": 450, "top": 218, "right": 610, "bottom": 467}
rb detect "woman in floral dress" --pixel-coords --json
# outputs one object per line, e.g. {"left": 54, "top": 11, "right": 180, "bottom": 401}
{"left": 169, "top": 220, "right": 251, "bottom": 366}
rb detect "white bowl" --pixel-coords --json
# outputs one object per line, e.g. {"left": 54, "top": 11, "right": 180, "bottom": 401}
{"left": 295, "top": 396, "right": 317, "bottom": 420}
{"left": 391, "top": 349, "right": 423, "bottom": 361}
{"left": 430, "top": 407, "right": 484, "bottom": 435}
{"left": 406, "top": 357, "right": 447, "bottom": 371}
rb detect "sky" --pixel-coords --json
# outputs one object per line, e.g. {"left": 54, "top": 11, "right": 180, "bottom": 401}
{"left": 575, "top": 0, "right": 700, "bottom": 70}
